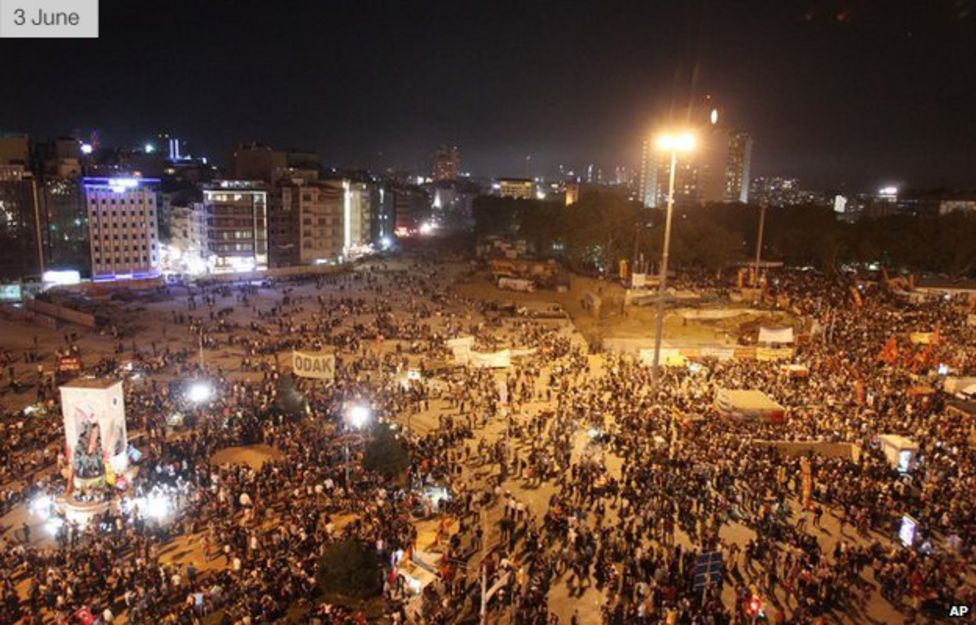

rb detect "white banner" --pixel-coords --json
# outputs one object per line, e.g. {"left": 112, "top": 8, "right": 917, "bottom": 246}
{"left": 469, "top": 349, "right": 511, "bottom": 368}
{"left": 447, "top": 336, "right": 475, "bottom": 365}
{"left": 292, "top": 350, "right": 335, "bottom": 380}
{"left": 631, "top": 273, "right": 647, "bottom": 288}
{"left": 758, "top": 326, "right": 794, "bottom": 344}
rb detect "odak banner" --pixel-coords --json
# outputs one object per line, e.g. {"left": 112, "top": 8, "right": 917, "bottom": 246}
{"left": 292, "top": 351, "right": 335, "bottom": 380}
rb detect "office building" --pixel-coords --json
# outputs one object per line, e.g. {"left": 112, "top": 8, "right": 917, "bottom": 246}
{"left": 0, "top": 166, "right": 44, "bottom": 281}
{"left": 83, "top": 177, "right": 161, "bottom": 281}
{"left": 202, "top": 181, "right": 269, "bottom": 272}
{"left": 432, "top": 146, "right": 461, "bottom": 181}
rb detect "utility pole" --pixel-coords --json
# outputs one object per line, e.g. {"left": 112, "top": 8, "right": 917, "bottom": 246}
{"left": 753, "top": 205, "right": 766, "bottom": 289}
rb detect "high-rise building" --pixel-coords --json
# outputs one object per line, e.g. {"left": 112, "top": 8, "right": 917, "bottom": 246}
{"left": 201, "top": 181, "right": 269, "bottom": 272}
{"left": 83, "top": 177, "right": 161, "bottom": 281}
{"left": 42, "top": 177, "right": 90, "bottom": 274}
{"left": 0, "top": 166, "right": 44, "bottom": 281}
{"left": 432, "top": 146, "right": 461, "bottom": 181}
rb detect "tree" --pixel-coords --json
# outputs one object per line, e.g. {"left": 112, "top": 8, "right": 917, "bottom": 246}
{"left": 317, "top": 539, "right": 383, "bottom": 599}
{"left": 362, "top": 425, "right": 410, "bottom": 481}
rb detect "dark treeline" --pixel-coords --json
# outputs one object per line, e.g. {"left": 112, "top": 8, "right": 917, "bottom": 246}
{"left": 473, "top": 193, "right": 976, "bottom": 277}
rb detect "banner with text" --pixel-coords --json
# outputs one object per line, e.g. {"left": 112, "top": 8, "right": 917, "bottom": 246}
{"left": 292, "top": 350, "right": 335, "bottom": 380}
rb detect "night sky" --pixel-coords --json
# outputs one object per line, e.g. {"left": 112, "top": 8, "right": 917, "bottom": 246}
{"left": 2, "top": 0, "right": 973, "bottom": 190}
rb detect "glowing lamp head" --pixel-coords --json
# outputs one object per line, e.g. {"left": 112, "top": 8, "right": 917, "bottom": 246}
{"left": 144, "top": 143, "right": 155, "bottom": 154}
{"left": 346, "top": 404, "right": 371, "bottom": 429}
{"left": 187, "top": 381, "right": 214, "bottom": 404}
{"left": 80, "top": 143, "right": 94, "bottom": 155}
{"left": 655, "top": 132, "right": 695, "bottom": 153}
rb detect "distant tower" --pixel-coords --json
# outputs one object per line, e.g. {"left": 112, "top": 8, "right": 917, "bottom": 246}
{"left": 432, "top": 146, "right": 460, "bottom": 181}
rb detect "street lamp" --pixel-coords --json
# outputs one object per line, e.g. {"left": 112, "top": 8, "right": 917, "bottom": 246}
{"left": 343, "top": 403, "right": 371, "bottom": 486}
{"left": 650, "top": 131, "right": 695, "bottom": 389}
{"left": 187, "top": 381, "right": 214, "bottom": 404}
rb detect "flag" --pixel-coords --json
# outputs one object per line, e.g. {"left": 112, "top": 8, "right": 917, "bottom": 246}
{"left": 850, "top": 286, "right": 862, "bottom": 307}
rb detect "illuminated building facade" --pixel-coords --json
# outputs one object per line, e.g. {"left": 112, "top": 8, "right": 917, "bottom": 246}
{"left": 83, "top": 177, "right": 160, "bottom": 281}
{"left": 495, "top": 178, "right": 534, "bottom": 200}
{"left": 202, "top": 182, "right": 268, "bottom": 272}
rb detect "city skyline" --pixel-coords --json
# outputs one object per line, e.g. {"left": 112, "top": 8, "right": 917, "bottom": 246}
{"left": 1, "top": 1, "right": 974, "bottom": 188}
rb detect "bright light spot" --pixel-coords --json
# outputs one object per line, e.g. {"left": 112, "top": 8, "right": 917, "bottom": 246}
{"left": 346, "top": 404, "right": 371, "bottom": 429}
{"left": 710, "top": 108, "right": 718, "bottom": 125}
{"left": 228, "top": 256, "right": 256, "bottom": 272}
{"left": 45, "top": 517, "right": 64, "bottom": 535}
{"left": 187, "top": 381, "right": 214, "bottom": 404}
{"left": 938, "top": 363, "right": 949, "bottom": 376}
{"left": 380, "top": 236, "right": 393, "bottom": 250}
{"left": 43, "top": 269, "right": 81, "bottom": 286}
{"left": 419, "top": 221, "right": 436, "bottom": 235}
{"left": 878, "top": 186, "right": 898, "bottom": 196}
{"left": 535, "top": 189, "right": 546, "bottom": 200}
{"left": 109, "top": 178, "right": 141, "bottom": 193}
{"left": 30, "top": 495, "right": 53, "bottom": 520}
{"left": 656, "top": 132, "right": 695, "bottom": 152}
{"left": 80, "top": 143, "right": 93, "bottom": 155}
{"left": 145, "top": 493, "right": 171, "bottom": 520}
{"left": 586, "top": 427, "right": 603, "bottom": 439}
{"left": 688, "top": 362, "right": 703, "bottom": 374}
{"left": 144, "top": 143, "right": 155, "bottom": 153}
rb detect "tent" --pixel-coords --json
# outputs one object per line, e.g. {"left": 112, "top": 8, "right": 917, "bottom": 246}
{"left": 879, "top": 434, "right": 919, "bottom": 473}
{"left": 943, "top": 376, "right": 976, "bottom": 398}
{"left": 758, "top": 326, "right": 794, "bottom": 345}
{"left": 715, "top": 389, "right": 786, "bottom": 423}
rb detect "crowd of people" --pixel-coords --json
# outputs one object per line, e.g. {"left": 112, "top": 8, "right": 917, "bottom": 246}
{"left": 0, "top": 251, "right": 974, "bottom": 625}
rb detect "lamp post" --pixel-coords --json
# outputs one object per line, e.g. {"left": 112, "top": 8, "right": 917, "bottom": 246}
{"left": 650, "top": 132, "right": 695, "bottom": 389}
{"left": 343, "top": 403, "right": 371, "bottom": 486}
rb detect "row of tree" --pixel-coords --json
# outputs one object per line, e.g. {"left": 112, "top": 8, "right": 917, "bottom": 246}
{"left": 472, "top": 193, "right": 976, "bottom": 277}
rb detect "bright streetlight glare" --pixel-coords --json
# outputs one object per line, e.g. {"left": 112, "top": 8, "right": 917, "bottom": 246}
{"left": 347, "top": 404, "right": 371, "bottom": 429}
{"left": 655, "top": 132, "right": 695, "bottom": 152}
{"left": 187, "top": 381, "right": 214, "bottom": 404}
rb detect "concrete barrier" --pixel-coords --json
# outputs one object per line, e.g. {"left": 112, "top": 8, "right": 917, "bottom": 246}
{"left": 25, "top": 298, "right": 97, "bottom": 328}
{"left": 753, "top": 439, "right": 861, "bottom": 462}
{"left": 1, "top": 304, "right": 59, "bottom": 329}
